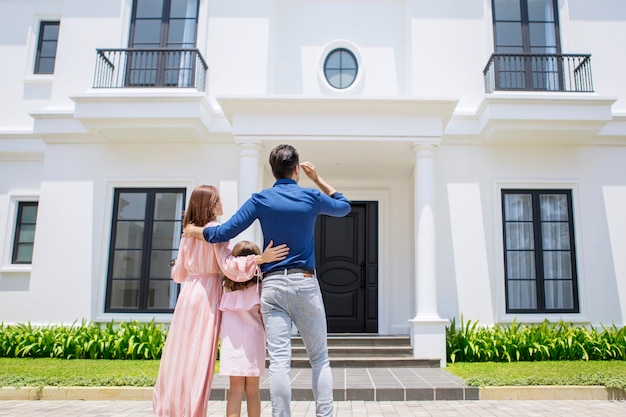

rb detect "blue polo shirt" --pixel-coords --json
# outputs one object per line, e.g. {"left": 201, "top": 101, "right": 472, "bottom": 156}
{"left": 204, "top": 178, "right": 351, "bottom": 273}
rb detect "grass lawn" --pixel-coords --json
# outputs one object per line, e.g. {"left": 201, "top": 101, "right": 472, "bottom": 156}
{"left": 3, "top": 358, "right": 626, "bottom": 389}
{"left": 446, "top": 361, "right": 626, "bottom": 389}
{"left": 0, "top": 358, "right": 161, "bottom": 387}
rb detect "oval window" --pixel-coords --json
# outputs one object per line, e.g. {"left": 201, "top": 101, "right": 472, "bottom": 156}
{"left": 323, "top": 48, "right": 358, "bottom": 89}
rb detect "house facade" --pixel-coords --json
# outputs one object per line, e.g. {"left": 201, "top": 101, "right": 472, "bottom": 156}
{"left": 1, "top": 0, "right": 625, "bottom": 366}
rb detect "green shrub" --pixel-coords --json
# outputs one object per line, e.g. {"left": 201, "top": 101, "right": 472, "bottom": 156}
{"left": 0, "top": 320, "right": 166, "bottom": 360}
{"left": 447, "top": 316, "right": 626, "bottom": 363}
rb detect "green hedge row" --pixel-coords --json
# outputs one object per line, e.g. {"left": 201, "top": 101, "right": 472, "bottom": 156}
{"left": 3, "top": 318, "right": 626, "bottom": 362}
{"left": 0, "top": 320, "right": 166, "bottom": 360}
{"left": 447, "top": 317, "right": 626, "bottom": 363}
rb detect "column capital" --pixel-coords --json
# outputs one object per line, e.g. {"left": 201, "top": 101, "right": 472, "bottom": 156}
{"left": 235, "top": 139, "right": 262, "bottom": 148}
{"left": 412, "top": 143, "right": 438, "bottom": 158}
{"left": 411, "top": 140, "right": 439, "bottom": 153}
{"left": 235, "top": 140, "right": 263, "bottom": 157}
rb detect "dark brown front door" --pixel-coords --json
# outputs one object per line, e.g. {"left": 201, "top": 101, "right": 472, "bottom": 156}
{"left": 314, "top": 201, "right": 378, "bottom": 333}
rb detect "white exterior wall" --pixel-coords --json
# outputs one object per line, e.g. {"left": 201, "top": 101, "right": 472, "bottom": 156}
{"left": 0, "top": 0, "right": 624, "bottom": 353}
{"left": 436, "top": 144, "right": 626, "bottom": 326}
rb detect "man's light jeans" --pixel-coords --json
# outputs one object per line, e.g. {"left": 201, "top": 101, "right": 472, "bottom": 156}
{"left": 261, "top": 272, "right": 333, "bottom": 417}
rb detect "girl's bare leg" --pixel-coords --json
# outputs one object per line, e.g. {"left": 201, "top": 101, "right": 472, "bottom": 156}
{"left": 226, "top": 376, "right": 245, "bottom": 417}
{"left": 244, "top": 376, "right": 261, "bottom": 417}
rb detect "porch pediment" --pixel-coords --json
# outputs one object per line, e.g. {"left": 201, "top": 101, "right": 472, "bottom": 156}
{"left": 217, "top": 96, "right": 458, "bottom": 141}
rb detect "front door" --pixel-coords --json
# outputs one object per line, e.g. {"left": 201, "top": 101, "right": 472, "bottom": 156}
{"left": 314, "top": 201, "right": 378, "bottom": 333}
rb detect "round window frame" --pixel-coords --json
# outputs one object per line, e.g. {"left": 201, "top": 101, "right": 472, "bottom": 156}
{"left": 323, "top": 47, "right": 358, "bottom": 90}
{"left": 318, "top": 40, "right": 363, "bottom": 93}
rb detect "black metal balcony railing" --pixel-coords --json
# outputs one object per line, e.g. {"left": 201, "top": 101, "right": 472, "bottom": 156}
{"left": 484, "top": 53, "right": 593, "bottom": 94}
{"left": 93, "top": 48, "right": 208, "bottom": 91}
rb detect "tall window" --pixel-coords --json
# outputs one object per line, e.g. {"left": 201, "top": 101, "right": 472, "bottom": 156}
{"left": 491, "top": 0, "right": 561, "bottom": 90}
{"left": 12, "top": 202, "right": 38, "bottom": 264}
{"left": 34, "top": 21, "right": 60, "bottom": 74}
{"left": 502, "top": 190, "right": 579, "bottom": 313}
{"left": 127, "top": 0, "right": 199, "bottom": 86}
{"left": 105, "top": 189, "right": 185, "bottom": 313}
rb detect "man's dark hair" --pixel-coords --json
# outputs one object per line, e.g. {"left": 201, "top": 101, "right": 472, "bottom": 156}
{"left": 269, "top": 144, "right": 299, "bottom": 179}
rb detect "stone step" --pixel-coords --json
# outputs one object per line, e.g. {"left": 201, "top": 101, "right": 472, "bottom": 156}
{"left": 291, "top": 345, "right": 413, "bottom": 358}
{"left": 292, "top": 334, "right": 412, "bottom": 347}
{"left": 264, "top": 335, "right": 439, "bottom": 368}
{"left": 265, "top": 356, "right": 439, "bottom": 368}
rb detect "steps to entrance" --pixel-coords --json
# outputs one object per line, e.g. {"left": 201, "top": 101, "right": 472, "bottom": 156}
{"left": 266, "top": 334, "right": 440, "bottom": 368}
{"left": 210, "top": 367, "right": 478, "bottom": 402}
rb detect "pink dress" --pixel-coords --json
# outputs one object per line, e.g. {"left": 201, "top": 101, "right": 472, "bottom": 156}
{"left": 219, "top": 283, "right": 266, "bottom": 377}
{"left": 152, "top": 222, "right": 259, "bottom": 417}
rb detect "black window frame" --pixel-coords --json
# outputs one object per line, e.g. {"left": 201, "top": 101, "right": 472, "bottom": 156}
{"left": 323, "top": 48, "right": 358, "bottom": 90}
{"left": 34, "top": 21, "right": 60, "bottom": 74}
{"left": 126, "top": 0, "right": 200, "bottom": 87}
{"left": 492, "top": 0, "right": 561, "bottom": 54}
{"left": 105, "top": 188, "right": 186, "bottom": 313}
{"left": 12, "top": 202, "right": 38, "bottom": 264}
{"left": 491, "top": 0, "right": 563, "bottom": 91}
{"left": 501, "top": 189, "right": 580, "bottom": 314}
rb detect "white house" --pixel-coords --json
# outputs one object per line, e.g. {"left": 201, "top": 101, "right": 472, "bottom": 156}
{"left": 1, "top": 0, "right": 625, "bottom": 366}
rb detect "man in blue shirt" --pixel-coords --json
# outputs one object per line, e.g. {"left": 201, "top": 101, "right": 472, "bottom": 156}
{"left": 184, "top": 144, "right": 351, "bottom": 417}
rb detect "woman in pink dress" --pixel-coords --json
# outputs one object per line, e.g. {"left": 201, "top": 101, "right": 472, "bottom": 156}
{"left": 219, "top": 240, "right": 266, "bottom": 417}
{"left": 152, "top": 185, "right": 288, "bottom": 417}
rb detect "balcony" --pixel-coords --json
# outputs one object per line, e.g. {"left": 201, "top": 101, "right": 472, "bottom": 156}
{"left": 93, "top": 48, "right": 208, "bottom": 91}
{"left": 484, "top": 53, "right": 593, "bottom": 94}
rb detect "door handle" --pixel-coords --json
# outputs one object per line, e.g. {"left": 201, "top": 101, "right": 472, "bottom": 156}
{"left": 360, "top": 261, "right": 366, "bottom": 289}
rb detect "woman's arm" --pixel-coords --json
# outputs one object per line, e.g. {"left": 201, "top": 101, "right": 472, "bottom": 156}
{"left": 216, "top": 240, "right": 289, "bottom": 282}
{"left": 171, "top": 238, "right": 189, "bottom": 283}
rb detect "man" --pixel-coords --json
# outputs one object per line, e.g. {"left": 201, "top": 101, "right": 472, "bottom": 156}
{"left": 184, "top": 144, "right": 351, "bottom": 417}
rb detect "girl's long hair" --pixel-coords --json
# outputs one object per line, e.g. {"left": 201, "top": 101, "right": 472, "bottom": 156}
{"left": 183, "top": 185, "right": 219, "bottom": 227}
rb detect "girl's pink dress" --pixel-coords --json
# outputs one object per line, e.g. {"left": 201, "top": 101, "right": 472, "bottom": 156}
{"left": 152, "top": 222, "right": 259, "bottom": 417}
{"left": 219, "top": 282, "right": 266, "bottom": 377}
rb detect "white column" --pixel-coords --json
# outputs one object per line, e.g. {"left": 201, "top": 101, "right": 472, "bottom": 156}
{"left": 409, "top": 143, "right": 448, "bottom": 366}
{"left": 235, "top": 141, "right": 262, "bottom": 245}
{"left": 413, "top": 144, "right": 438, "bottom": 319}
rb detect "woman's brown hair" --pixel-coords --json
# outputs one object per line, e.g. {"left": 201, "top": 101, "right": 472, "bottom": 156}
{"left": 223, "top": 240, "right": 261, "bottom": 291}
{"left": 183, "top": 185, "right": 220, "bottom": 227}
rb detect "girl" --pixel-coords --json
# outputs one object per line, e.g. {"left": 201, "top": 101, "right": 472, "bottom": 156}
{"left": 152, "top": 185, "right": 287, "bottom": 417}
{"left": 219, "top": 240, "right": 266, "bottom": 417}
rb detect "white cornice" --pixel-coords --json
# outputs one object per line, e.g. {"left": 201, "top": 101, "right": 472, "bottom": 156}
{"left": 218, "top": 96, "right": 459, "bottom": 140}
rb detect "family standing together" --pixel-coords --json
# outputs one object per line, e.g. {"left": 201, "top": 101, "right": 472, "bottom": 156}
{"left": 152, "top": 144, "right": 352, "bottom": 417}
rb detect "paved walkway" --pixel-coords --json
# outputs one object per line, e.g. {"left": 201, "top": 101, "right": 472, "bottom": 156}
{"left": 210, "top": 368, "right": 478, "bottom": 401}
{"left": 2, "top": 367, "right": 625, "bottom": 416}
{"left": 1, "top": 399, "right": 626, "bottom": 416}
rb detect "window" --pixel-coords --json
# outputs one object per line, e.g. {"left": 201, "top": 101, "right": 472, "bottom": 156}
{"left": 12, "top": 202, "right": 38, "bottom": 264}
{"left": 34, "top": 21, "right": 60, "bottom": 74}
{"left": 105, "top": 188, "right": 185, "bottom": 313}
{"left": 323, "top": 48, "right": 358, "bottom": 89}
{"left": 491, "top": 0, "right": 561, "bottom": 90}
{"left": 502, "top": 190, "right": 579, "bottom": 313}
{"left": 127, "top": 0, "right": 199, "bottom": 86}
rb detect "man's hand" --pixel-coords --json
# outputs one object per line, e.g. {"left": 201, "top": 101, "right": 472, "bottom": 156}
{"left": 182, "top": 224, "right": 204, "bottom": 240}
{"left": 300, "top": 161, "right": 319, "bottom": 182}
{"left": 300, "top": 161, "right": 337, "bottom": 196}
{"left": 257, "top": 240, "right": 290, "bottom": 264}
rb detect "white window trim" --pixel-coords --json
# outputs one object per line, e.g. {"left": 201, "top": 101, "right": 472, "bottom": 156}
{"left": 318, "top": 40, "right": 364, "bottom": 95}
{"left": 492, "top": 180, "right": 589, "bottom": 324}
{"left": 1, "top": 193, "right": 39, "bottom": 273}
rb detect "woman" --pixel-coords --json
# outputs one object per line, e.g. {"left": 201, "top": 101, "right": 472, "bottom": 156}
{"left": 152, "top": 185, "right": 288, "bottom": 417}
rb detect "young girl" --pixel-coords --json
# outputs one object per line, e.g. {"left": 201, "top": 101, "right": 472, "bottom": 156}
{"left": 152, "top": 185, "right": 287, "bottom": 417}
{"left": 219, "top": 240, "right": 267, "bottom": 417}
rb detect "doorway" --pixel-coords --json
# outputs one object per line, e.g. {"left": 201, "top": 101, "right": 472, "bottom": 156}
{"left": 314, "top": 201, "right": 378, "bottom": 333}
